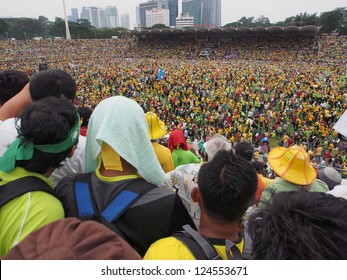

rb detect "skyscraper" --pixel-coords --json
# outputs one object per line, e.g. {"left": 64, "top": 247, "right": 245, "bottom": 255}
{"left": 70, "top": 8, "right": 79, "bottom": 21}
{"left": 120, "top": 13, "right": 130, "bottom": 29}
{"left": 146, "top": 8, "right": 170, "bottom": 27}
{"left": 182, "top": 0, "right": 221, "bottom": 28}
{"left": 104, "top": 6, "right": 119, "bottom": 28}
{"left": 168, "top": 0, "right": 178, "bottom": 27}
{"left": 138, "top": 0, "right": 177, "bottom": 27}
{"left": 81, "top": 7, "right": 106, "bottom": 28}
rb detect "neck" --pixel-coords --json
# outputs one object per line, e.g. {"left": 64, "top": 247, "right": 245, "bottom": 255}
{"left": 198, "top": 213, "right": 240, "bottom": 241}
{"left": 99, "top": 158, "right": 138, "bottom": 177}
{"left": 42, "top": 168, "right": 55, "bottom": 178}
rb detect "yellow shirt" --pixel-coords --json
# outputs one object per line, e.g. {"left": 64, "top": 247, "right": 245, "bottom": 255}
{"left": 144, "top": 235, "right": 244, "bottom": 260}
{"left": 151, "top": 142, "right": 174, "bottom": 173}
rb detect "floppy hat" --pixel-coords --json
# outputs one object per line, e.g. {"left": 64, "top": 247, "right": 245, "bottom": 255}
{"left": 318, "top": 167, "right": 342, "bottom": 190}
{"left": 145, "top": 112, "right": 167, "bottom": 140}
{"left": 267, "top": 145, "right": 316, "bottom": 185}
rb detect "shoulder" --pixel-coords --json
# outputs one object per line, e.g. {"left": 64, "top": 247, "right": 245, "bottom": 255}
{"left": 310, "top": 179, "right": 329, "bottom": 192}
{"left": 0, "top": 118, "right": 18, "bottom": 157}
{"left": 144, "top": 236, "right": 195, "bottom": 260}
{"left": 4, "top": 190, "right": 64, "bottom": 221}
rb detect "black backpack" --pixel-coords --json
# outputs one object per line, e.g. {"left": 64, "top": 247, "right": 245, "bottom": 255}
{"left": 71, "top": 173, "right": 157, "bottom": 239}
{"left": 0, "top": 176, "right": 56, "bottom": 207}
{"left": 172, "top": 224, "right": 253, "bottom": 260}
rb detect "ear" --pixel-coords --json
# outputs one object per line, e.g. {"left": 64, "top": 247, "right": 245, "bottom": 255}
{"left": 191, "top": 187, "right": 201, "bottom": 203}
{"left": 67, "top": 144, "right": 77, "bottom": 158}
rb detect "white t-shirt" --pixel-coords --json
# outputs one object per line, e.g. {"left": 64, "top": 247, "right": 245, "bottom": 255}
{"left": 0, "top": 118, "right": 86, "bottom": 186}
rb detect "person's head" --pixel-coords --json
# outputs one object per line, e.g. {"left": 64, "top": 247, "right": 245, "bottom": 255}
{"left": 196, "top": 150, "right": 257, "bottom": 223}
{"left": 235, "top": 141, "right": 254, "bottom": 161}
{"left": 0, "top": 96, "right": 79, "bottom": 175}
{"left": 253, "top": 161, "right": 266, "bottom": 174}
{"left": 318, "top": 167, "right": 342, "bottom": 190}
{"left": 2, "top": 218, "right": 141, "bottom": 260}
{"left": 145, "top": 111, "right": 167, "bottom": 141}
{"left": 249, "top": 191, "right": 347, "bottom": 259}
{"left": 84, "top": 96, "right": 165, "bottom": 186}
{"left": 204, "top": 133, "right": 231, "bottom": 162}
{"left": 77, "top": 106, "right": 93, "bottom": 127}
{"left": 0, "top": 70, "right": 29, "bottom": 106}
{"left": 29, "top": 69, "right": 76, "bottom": 101}
{"left": 168, "top": 129, "right": 189, "bottom": 152}
{"left": 267, "top": 145, "right": 316, "bottom": 185}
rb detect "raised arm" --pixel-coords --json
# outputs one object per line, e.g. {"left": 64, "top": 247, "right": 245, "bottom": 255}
{"left": 0, "top": 83, "right": 32, "bottom": 121}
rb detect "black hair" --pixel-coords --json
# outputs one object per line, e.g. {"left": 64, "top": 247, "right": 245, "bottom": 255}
{"left": 77, "top": 106, "right": 93, "bottom": 127}
{"left": 249, "top": 191, "right": 347, "bottom": 259}
{"left": 0, "top": 70, "right": 29, "bottom": 105}
{"left": 15, "top": 96, "right": 78, "bottom": 174}
{"left": 198, "top": 149, "right": 258, "bottom": 222}
{"left": 235, "top": 141, "right": 254, "bottom": 161}
{"left": 29, "top": 69, "right": 76, "bottom": 101}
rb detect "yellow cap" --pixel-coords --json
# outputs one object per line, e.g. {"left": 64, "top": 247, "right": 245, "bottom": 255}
{"left": 267, "top": 145, "right": 316, "bottom": 186}
{"left": 145, "top": 112, "right": 167, "bottom": 140}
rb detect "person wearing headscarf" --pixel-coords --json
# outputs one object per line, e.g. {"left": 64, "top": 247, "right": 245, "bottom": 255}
{"left": 168, "top": 129, "right": 200, "bottom": 168}
{"left": 55, "top": 96, "right": 195, "bottom": 257}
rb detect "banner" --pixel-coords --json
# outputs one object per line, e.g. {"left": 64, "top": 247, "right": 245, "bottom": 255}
{"left": 157, "top": 67, "right": 165, "bottom": 81}
{"left": 333, "top": 110, "right": 347, "bottom": 137}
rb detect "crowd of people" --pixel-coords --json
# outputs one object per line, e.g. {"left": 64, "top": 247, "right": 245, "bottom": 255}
{"left": 0, "top": 33, "right": 347, "bottom": 260}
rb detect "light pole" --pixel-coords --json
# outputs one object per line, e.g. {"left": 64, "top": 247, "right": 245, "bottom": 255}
{"left": 62, "top": 0, "right": 71, "bottom": 39}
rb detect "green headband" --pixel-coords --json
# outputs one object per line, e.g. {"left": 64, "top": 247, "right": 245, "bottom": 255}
{"left": 0, "top": 115, "right": 80, "bottom": 173}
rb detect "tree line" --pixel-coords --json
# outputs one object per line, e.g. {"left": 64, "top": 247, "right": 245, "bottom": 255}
{"left": 0, "top": 7, "right": 346, "bottom": 40}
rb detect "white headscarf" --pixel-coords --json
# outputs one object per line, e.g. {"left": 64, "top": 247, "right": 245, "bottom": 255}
{"left": 85, "top": 96, "right": 165, "bottom": 186}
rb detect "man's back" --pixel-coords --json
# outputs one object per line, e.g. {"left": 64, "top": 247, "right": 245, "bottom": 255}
{"left": 0, "top": 168, "right": 64, "bottom": 256}
{"left": 144, "top": 235, "right": 244, "bottom": 260}
{"left": 55, "top": 173, "right": 195, "bottom": 256}
{"left": 151, "top": 141, "right": 174, "bottom": 173}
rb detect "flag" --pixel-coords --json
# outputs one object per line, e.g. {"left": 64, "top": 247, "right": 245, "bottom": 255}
{"left": 157, "top": 67, "right": 164, "bottom": 81}
{"left": 333, "top": 110, "right": 347, "bottom": 137}
{"left": 203, "top": 75, "right": 211, "bottom": 84}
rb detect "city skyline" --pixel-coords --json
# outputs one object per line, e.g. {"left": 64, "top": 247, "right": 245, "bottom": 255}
{"left": 1, "top": 0, "right": 346, "bottom": 29}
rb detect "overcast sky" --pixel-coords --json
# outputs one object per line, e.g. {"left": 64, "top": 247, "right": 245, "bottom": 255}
{"left": 1, "top": 0, "right": 346, "bottom": 28}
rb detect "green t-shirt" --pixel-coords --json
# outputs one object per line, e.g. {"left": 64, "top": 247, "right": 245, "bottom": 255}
{"left": 172, "top": 149, "right": 200, "bottom": 169}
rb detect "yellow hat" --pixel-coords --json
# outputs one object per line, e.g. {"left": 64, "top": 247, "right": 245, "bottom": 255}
{"left": 145, "top": 112, "right": 167, "bottom": 140}
{"left": 267, "top": 145, "right": 316, "bottom": 186}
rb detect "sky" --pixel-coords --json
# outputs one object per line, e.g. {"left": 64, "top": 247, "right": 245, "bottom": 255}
{"left": 1, "top": 0, "right": 346, "bottom": 28}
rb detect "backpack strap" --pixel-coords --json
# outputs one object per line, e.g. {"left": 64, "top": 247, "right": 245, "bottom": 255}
{"left": 0, "top": 176, "right": 55, "bottom": 207}
{"left": 73, "top": 175, "right": 157, "bottom": 222}
{"left": 172, "top": 224, "right": 222, "bottom": 260}
{"left": 239, "top": 230, "right": 253, "bottom": 260}
{"left": 73, "top": 173, "right": 95, "bottom": 217}
{"left": 101, "top": 178, "right": 157, "bottom": 223}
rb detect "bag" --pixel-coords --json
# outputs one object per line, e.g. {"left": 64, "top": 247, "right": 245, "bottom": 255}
{"left": 72, "top": 173, "right": 157, "bottom": 239}
{"left": 172, "top": 224, "right": 252, "bottom": 260}
{"left": 0, "top": 176, "right": 56, "bottom": 207}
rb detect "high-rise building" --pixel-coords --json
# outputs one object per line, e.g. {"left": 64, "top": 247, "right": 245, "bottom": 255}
{"left": 136, "top": 6, "right": 141, "bottom": 27}
{"left": 168, "top": 0, "right": 178, "bottom": 27}
{"left": 182, "top": 0, "right": 221, "bottom": 28}
{"left": 139, "top": 0, "right": 169, "bottom": 27}
{"left": 176, "top": 12, "right": 194, "bottom": 28}
{"left": 120, "top": 13, "right": 130, "bottom": 29}
{"left": 81, "top": 7, "right": 106, "bottom": 28}
{"left": 104, "top": 6, "right": 119, "bottom": 28}
{"left": 146, "top": 8, "right": 170, "bottom": 27}
{"left": 71, "top": 8, "right": 79, "bottom": 21}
